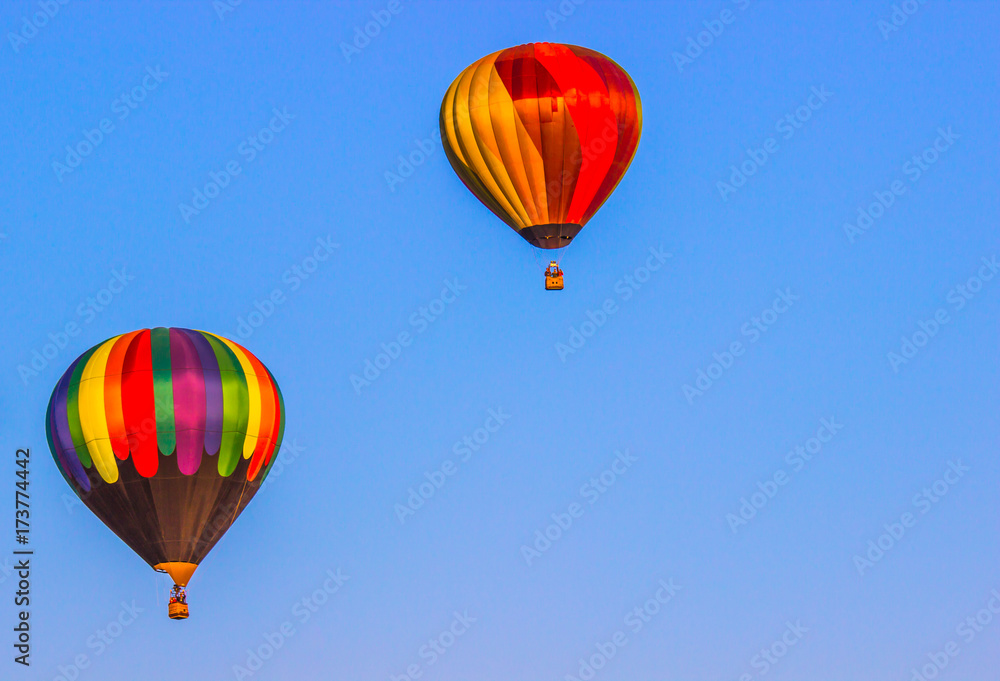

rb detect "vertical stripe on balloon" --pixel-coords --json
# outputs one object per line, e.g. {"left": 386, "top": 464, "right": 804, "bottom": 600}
{"left": 259, "top": 368, "right": 282, "bottom": 476}
{"left": 46, "top": 398, "right": 78, "bottom": 490}
{"left": 169, "top": 328, "right": 206, "bottom": 475}
{"left": 149, "top": 327, "right": 176, "bottom": 457}
{"left": 50, "top": 358, "right": 91, "bottom": 489}
{"left": 260, "top": 379, "right": 286, "bottom": 482}
{"left": 77, "top": 336, "right": 120, "bottom": 483}
{"left": 121, "top": 330, "right": 159, "bottom": 477}
{"left": 183, "top": 329, "right": 224, "bottom": 456}
{"left": 104, "top": 331, "right": 140, "bottom": 459}
{"left": 65, "top": 345, "right": 100, "bottom": 468}
{"left": 202, "top": 332, "right": 248, "bottom": 476}
{"left": 572, "top": 47, "right": 641, "bottom": 221}
{"left": 243, "top": 351, "right": 276, "bottom": 481}
{"left": 218, "top": 337, "right": 262, "bottom": 460}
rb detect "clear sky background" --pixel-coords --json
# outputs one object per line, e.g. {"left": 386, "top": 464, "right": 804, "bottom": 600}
{"left": 1, "top": 1, "right": 998, "bottom": 680}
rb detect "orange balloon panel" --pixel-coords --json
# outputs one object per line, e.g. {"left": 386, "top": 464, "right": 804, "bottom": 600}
{"left": 440, "top": 43, "right": 642, "bottom": 249}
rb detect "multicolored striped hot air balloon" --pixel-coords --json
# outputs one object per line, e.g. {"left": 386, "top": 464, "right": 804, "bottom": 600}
{"left": 45, "top": 328, "right": 285, "bottom": 619}
{"left": 440, "top": 42, "right": 642, "bottom": 281}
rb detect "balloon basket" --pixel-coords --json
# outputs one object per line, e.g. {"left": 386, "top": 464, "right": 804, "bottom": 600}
{"left": 168, "top": 584, "right": 189, "bottom": 620}
{"left": 545, "top": 261, "right": 564, "bottom": 290}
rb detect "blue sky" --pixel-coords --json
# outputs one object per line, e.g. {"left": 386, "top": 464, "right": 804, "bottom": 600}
{"left": 1, "top": 1, "right": 998, "bottom": 680}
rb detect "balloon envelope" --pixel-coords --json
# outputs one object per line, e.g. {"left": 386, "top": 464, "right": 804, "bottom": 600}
{"left": 440, "top": 42, "right": 642, "bottom": 249}
{"left": 45, "top": 327, "right": 285, "bottom": 586}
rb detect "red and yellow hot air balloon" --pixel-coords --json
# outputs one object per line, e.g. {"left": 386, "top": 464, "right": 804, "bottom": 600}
{"left": 440, "top": 42, "right": 642, "bottom": 289}
{"left": 45, "top": 328, "right": 285, "bottom": 619}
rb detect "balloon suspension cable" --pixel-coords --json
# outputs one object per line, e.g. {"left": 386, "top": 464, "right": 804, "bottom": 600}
{"left": 531, "top": 243, "right": 570, "bottom": 270}
{"left": 154, "top": 565, "right": 167, "bottom": 604}
{"left": 556, "top": 241, "right": 573, "bottom": 267}
{"left": 226, "top": 479, "right": 249, "bottom": 530}
{"left": 530, "top": 242, "right": 547, "bottom": 272}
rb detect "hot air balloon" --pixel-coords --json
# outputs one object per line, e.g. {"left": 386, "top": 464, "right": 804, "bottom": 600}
{"left": 440, "top": 42, "right": 642, "bottom": 289}
{"left": 45, "top": 328, "right": 285, "bottom": 619}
